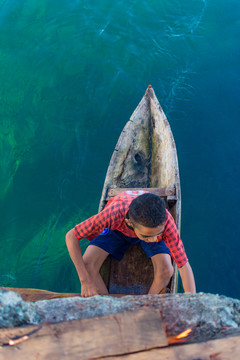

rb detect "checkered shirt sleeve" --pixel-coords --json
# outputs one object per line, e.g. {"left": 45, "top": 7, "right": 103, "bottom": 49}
{"left": 163, "top": 210, "right": 188, "bottom": 268}
{"left": 74, "top": 201, "right": 125, "bottom": 241}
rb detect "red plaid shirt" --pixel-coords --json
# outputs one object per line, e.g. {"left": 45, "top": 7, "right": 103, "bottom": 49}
{"left": 74, "top": 191, "right": 188, "bottom": 268}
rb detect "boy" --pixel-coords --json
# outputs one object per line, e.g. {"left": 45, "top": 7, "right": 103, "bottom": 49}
{"left": 66, "top": 191, "right": 196, "bottom": 297}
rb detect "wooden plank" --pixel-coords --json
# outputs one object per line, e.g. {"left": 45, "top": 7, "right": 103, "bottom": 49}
{"left": 0, "top": 287, "right": 82, "bottom": 302}
{"left": 0, "top": 309, "right": 167, "bottom": 360}
{"left": 0, "top": 325, "right": 41, "bottom": 347}
{"left": 0, "top": 287, "right": 133, "bottom": 301}
{"left": 107, "top": 186, "right": 176, "bottom": 199}
{"left": 105, "top": 335, "right": 240, "bottom": 360}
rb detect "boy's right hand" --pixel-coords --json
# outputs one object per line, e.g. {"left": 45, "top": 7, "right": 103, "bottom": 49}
{"left": 81, "top": 280, "right": 99, "bottom": 297}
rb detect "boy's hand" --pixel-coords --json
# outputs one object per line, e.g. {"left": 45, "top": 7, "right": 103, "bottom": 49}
{"left": 81, "top": 280, "right": 99, "bottom": 297}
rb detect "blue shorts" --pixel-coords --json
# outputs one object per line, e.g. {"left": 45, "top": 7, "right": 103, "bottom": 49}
{"left": 88, "top": 229, "right": 171, "bottom": 261}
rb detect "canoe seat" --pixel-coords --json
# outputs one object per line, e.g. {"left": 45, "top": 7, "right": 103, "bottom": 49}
{"left": 105, "top": 186, "right": 177, "bottom": 201}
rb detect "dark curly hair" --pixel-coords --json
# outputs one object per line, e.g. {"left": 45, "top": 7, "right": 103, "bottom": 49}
{"left": 128, "top": 193, "right": 166, "bottom": 227}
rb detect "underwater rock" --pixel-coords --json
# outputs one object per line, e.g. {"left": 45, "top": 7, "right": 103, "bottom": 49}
{"left": 0, "top": 290, "right": 44, "bottom": 328}
{"left": 1, "top": 289, "right": 240, "bottom": 342}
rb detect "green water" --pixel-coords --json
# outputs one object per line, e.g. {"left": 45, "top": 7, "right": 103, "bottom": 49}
{"left": 0, "top": 0, "right": 239, "bottom": 298}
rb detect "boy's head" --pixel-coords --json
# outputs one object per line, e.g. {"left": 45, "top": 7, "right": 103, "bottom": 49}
{"left": 125, "top": 193, "right": 166, "bottom": 242}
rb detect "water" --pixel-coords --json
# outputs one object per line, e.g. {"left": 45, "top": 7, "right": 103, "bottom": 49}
{"left": 0, "top": 0, "right": 239, "bottom": 297}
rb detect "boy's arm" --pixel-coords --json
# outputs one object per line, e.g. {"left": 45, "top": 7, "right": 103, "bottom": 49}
{"left": 65, "top": 228, "right": 99, "bottom": 297}
{"left": 178, "top": 261, "right": 196, "bottom": 293}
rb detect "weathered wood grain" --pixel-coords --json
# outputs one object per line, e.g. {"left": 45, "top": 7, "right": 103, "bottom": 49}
{"left": 0, "top": 287, "right": 82, "bottom": 302}
{"left": 1, "top": 310, "right": 240, "bottom": 360}
{"left": 0, "top": 287, "right": 129, "bottom": 302}
{"left": 107, "top": 186, "right": 176, "bottom": 199}
{"left": 105, "top": 336, "right": 240, "bottom": 360}
{"left": 98, "top": 86, "right": 180, "bottom": 294}
{"left": 0, "top": 309, "right": 167, "bottom": 360}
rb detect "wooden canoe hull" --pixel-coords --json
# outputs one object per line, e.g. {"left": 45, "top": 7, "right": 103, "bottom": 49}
{"left": 99, "top": 86, "right": 181, "bottom": 295}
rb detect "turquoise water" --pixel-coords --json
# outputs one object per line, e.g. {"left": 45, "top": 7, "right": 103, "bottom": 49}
{"left": 0, "top": 0, "right": 239, "bottom": 298}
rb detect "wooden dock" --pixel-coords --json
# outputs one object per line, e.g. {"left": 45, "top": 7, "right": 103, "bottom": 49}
{"left": 0, "top": 308, "right": 239, "bottom": 360}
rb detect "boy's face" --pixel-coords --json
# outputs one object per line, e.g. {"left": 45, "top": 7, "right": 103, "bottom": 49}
{"left": 125, "top": 219, "right": 165, "bottom": 242}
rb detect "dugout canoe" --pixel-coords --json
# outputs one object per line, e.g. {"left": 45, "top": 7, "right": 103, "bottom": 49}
{"left": 98, "top": 85, "right": 181, "bottom": 295}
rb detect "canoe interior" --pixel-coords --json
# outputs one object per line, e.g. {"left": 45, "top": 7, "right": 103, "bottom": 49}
{"left": 99, "top": 86, "right": 180, "bottom": 295}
